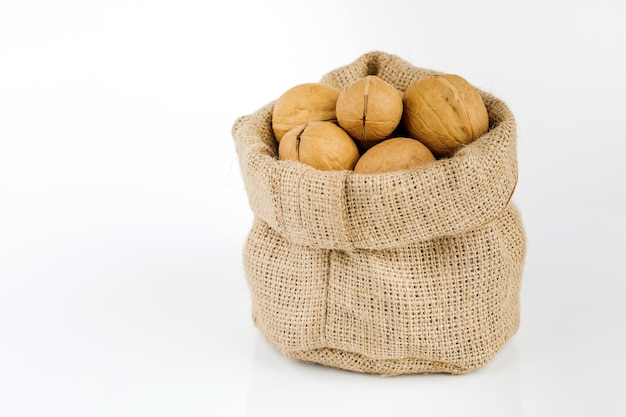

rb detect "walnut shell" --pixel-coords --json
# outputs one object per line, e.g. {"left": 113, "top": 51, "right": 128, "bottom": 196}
{"left": 278, "top": 121, "right": 360, "bottom": 171}
{"left": 402, "top": 74, "right": 489, "bottom": 157}
{"left": 271, "top": 83, "right": 339, "bottom": 142}
{"left": 353, "top": 137, "right": 436, "bottom": 174}
{"left": 336, "top": 75, "right": 403, "bottom": 142}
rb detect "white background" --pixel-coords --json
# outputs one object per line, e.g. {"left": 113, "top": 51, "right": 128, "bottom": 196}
{"left": 1, "top": 0, "right": 625, "bottom": 416}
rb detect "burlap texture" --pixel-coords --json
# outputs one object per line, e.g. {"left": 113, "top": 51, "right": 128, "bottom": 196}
{"left": 232, "top": 51, "right": 526, "bottom": 375}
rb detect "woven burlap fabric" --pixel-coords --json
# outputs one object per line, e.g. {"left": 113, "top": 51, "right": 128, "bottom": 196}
{"left": 232, "top": 51, "right": 526, "bottom": 375}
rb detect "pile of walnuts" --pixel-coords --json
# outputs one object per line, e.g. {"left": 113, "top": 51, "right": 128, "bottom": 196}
{"left": 272, "top": 73, "right": 489, "bottom": 174}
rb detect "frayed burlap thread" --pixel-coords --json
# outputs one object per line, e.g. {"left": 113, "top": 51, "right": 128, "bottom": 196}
{"left": 232, "top": 51, "right": 526, "bottom": 376}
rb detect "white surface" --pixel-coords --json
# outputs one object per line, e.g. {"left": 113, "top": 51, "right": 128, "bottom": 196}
{"left": 1, "top": 1, "right": 625, "bottom": 416}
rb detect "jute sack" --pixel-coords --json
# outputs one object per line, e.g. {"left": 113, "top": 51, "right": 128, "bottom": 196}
{"left": 232, "top": 51, "right": 526, "bottom": 375}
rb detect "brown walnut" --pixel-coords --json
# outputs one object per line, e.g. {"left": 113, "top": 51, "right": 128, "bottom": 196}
{"left": 353, "top": 137, "right": 436, "bottom": 174}
{"left": 336, "top": 75, "right": 403, "bottom": 142}
{"left": 278, "top": 121, "right": 360, "bottom": 171}
{"left": 271, "top": 83, "right": 339, "bottom": 142}
{"left": 402, "top": 74, "right": 489, "bottom": 157}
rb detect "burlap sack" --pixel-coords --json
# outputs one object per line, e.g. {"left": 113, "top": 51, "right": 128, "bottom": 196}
{"left": 232, "top": 51, "right": 526, "bottom": 376}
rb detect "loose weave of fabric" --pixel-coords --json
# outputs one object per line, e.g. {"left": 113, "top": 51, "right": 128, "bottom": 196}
{"left": 232, "top": 51, "right": 526, "bottom": 375}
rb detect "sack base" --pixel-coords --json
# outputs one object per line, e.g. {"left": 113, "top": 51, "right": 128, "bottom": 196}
{"left": 284, "top": 347, "right": 491, "bottom": 376}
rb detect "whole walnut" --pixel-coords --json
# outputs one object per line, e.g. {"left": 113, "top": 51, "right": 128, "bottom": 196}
{"left": 272, "top": 83, "right": 339, "bottom": 142}
{"left": 353, "top": 137, "right": 435, "bottom": 174}
{"left": 336, "top": 75, "right": 403, "bottom": 142}
{"left": 278, "top": 121, "right": 360, "bottom": 171}
{"left": 402, "top": 74, "right": 489, "bottom": 157}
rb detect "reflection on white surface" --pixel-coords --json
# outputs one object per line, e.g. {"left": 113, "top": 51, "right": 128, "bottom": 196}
{"left": 247, "top": 335, "right": 521, "bottom": 417}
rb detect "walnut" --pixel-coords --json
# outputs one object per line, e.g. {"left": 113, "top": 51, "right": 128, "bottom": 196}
{"left": 402, "top": 74, "right": 489, "bottom": 157}
{"left": 353, "top": 137, "right": 435, "bottom": 174}
{"left": 271, "top": 83, "right": 339, "bottom": 142}
{"left": 278, "top": 121, "right": 360, "bottom": 171}
{"left": 336, "top": 75, "right": 403, "bottom": 142}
